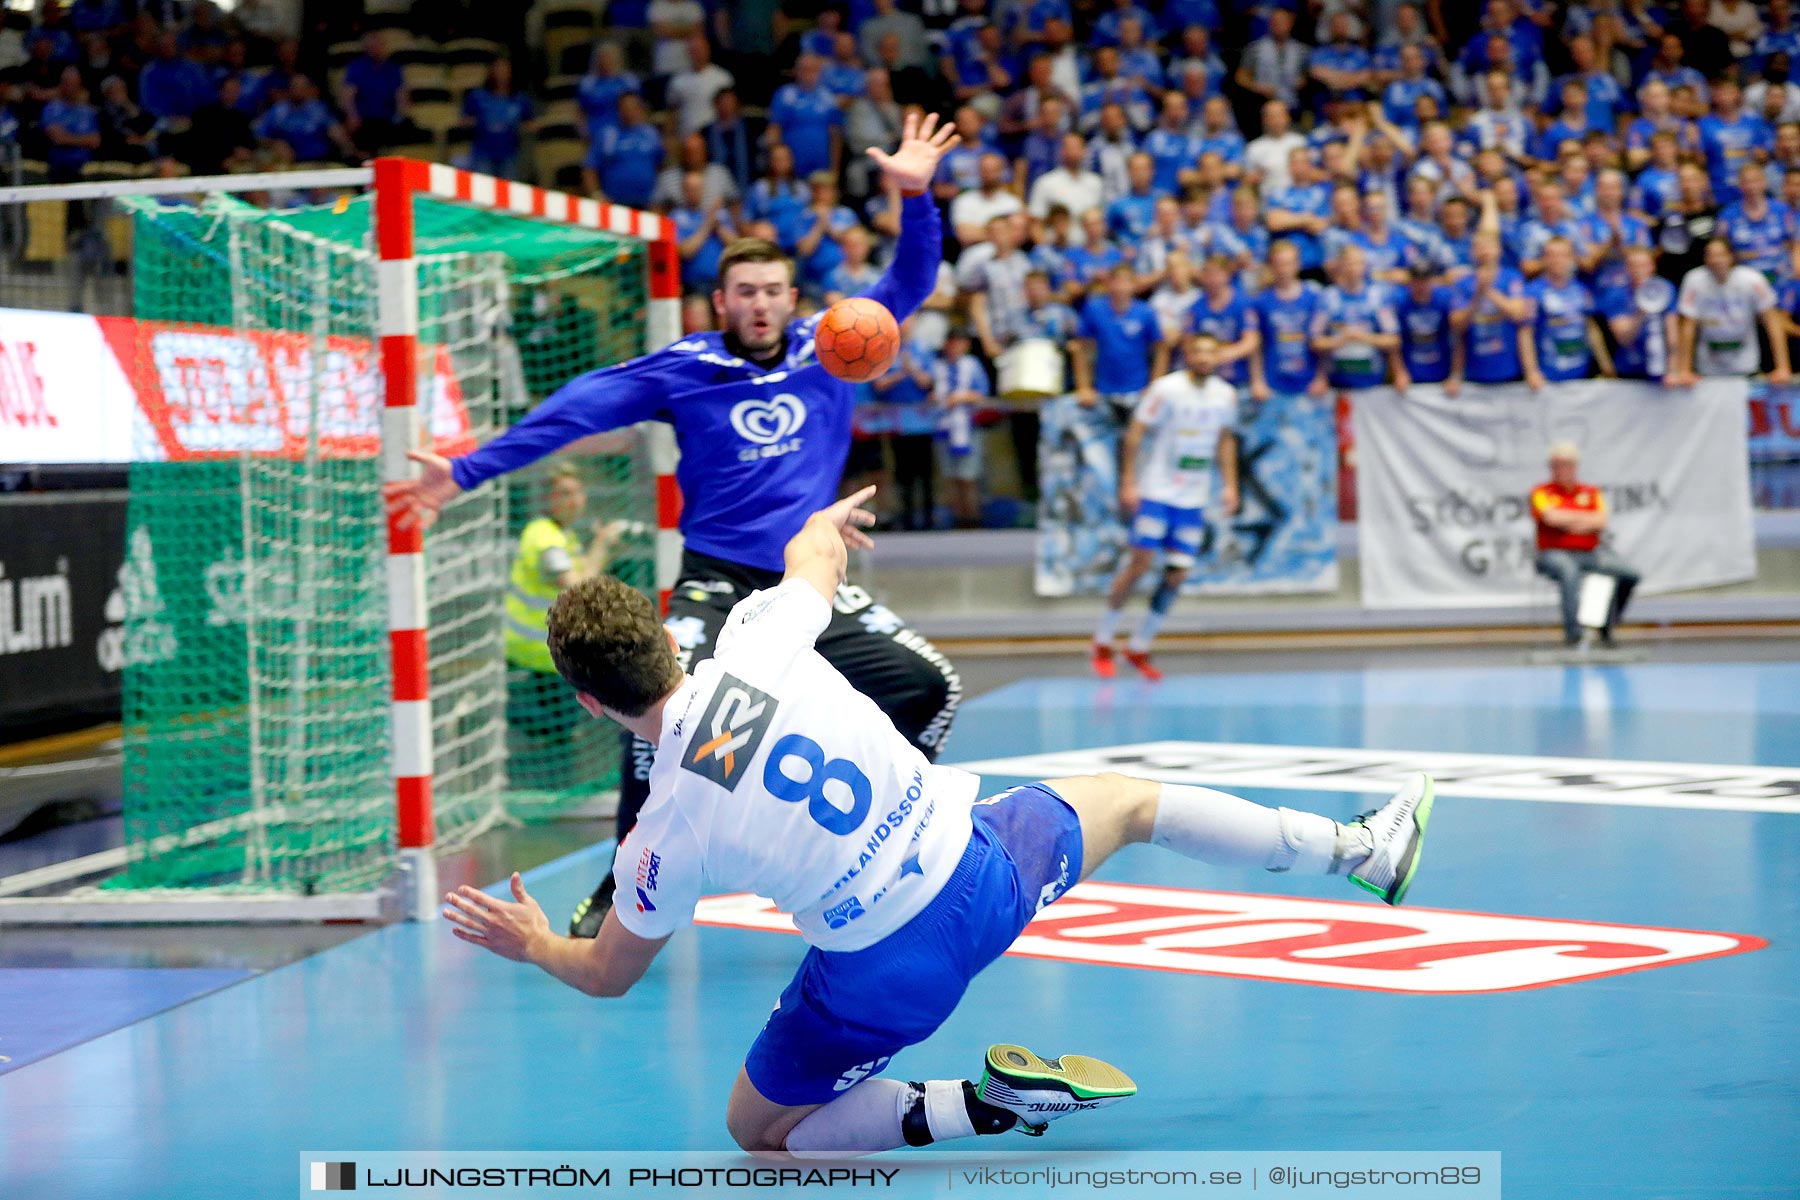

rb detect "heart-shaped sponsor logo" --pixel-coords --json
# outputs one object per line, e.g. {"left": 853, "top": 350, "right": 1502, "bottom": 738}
{"left": 729, "top": 393, "right": 807, "bottom": 446}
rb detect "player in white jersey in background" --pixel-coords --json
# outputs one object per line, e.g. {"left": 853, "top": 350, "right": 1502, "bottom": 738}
{"left": 1670, "top": 237, "right": 1794, "bottom": 386}
{"left": 443, "top": 486, "right": 1434, "bottom": 1155}
{"left": 1092, "top": 332, "right": 1241, "bottom": 681}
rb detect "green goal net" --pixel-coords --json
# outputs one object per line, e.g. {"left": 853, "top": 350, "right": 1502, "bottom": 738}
{"left": 107, "top": 189, "right": 653, "bottom": 896}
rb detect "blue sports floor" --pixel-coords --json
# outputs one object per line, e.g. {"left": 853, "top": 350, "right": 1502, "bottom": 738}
{"left": 2, "top": 657, "right": 1796, "bottom": 1199}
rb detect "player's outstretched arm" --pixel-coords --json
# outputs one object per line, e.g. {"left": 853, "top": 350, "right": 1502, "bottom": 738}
{"left": 782, "top": 485, "right": 878, "bottom": 603}
{"left": 383, "top": 450, "right": 462, "bottom": 532}
{"left": 443, "top": 873, "right": 668, "bottom": 998}
{"left": 859, "top": 111, "right": 959, "bottom": 322}
{"left": 384, "top": 354, "right": 672, "bottom": 530}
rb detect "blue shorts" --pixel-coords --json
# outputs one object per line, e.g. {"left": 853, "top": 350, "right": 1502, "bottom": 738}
{"left": 1128, "top": 499, "right": 1206, "bottom": 565}
{"left": 743, "top": 783, "right": 1085, "bottom": 1106}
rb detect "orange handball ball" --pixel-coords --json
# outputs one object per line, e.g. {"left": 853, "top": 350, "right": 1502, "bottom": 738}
{"left": 815, "top": 297, "right": 900, "bottom": 383}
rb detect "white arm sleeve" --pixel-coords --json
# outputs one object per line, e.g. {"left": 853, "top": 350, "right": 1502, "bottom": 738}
{"left": 714, "top": 577, "right": 834, "bottom": 672}
{"left": 610, "top": 800, "right": 705, "bottom": 940}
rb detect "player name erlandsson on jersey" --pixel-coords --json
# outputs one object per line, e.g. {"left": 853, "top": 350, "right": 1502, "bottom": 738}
{"left": 945, "top": 741, "right": 1800, "bottom": 815}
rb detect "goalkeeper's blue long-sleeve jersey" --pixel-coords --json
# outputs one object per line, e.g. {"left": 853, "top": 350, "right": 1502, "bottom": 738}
{"left": 451, "top": 194, "right": 942, "bottom": 573}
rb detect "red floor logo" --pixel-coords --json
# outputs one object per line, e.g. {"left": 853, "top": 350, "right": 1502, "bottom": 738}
{"left": 692, "top": 883, "right": 1764, "bottom": 994}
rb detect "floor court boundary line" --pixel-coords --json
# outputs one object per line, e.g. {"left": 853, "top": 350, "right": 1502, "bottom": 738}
{"left": 948, "top": 741, "right": 1800, "bottom": 815}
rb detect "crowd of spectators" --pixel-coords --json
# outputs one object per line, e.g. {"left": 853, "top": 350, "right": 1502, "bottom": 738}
{"left": 7, "top": 0, "right": 1800, "bottom": 528}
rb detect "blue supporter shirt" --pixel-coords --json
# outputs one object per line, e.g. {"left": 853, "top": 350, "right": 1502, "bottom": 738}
{"left": 1578, "top": 212, "right": 1651, "bottom": 293}
{"left": 1143, "top": 128, "right": 1200, "bottom": 195}
{"left": 821, "top": 61, "right": 867, "bottom": 101}
{"left": 1106, "top": 191, "right": 1159, "bottom": 241}
{"left": 1552, "top": 71, "right": 1626, "bottom": 133}
{"left": 450, "top": 196, "right": 943, "bottom": 573}
{"left": 1092, "top": 3, "right": 1156, "bottom": 46}
{"left": 1020, "top": 130, "right": 1061, "bottom": 187}
{"left": 139, "top": 56, "right": 214, "bottom": 119}
{"left": 1198, "top": 128, "right": 1245, "bottom": 169}
{"left": 1599, "top": 276, "right": 1675, "bottom": 380}
{"left": 1383, "top": 77, "right": 1446, "bottom": 129}
{"left": 577, "top": 72, "right": 640, "bottom": 131}
{"left": 1079, "top": 294, "right": 1162, "bottom": 394}
{"left": 1356, "top": 227, "right": 1411, "bottom": 278}
{"left": 1525, "top": 276, "right": 1597, "bottom": 381}
{"left": 1700, "top": 113, "right": 1776, "bottom": 207}
{"left": 1624, "top": 116, "right": 1697, "bottom": 160}
{"left": 1313, "top": 283, "right": 1397, "bottom": 390}
{"left": 770, "top": 82, "right": 843, "bottom": 177}
{"left": 1267, "top": 182, "right": 1332, "bottom": 270}
{"left": 671, "top": 206, "right": 735, "bottom": 291}
{"left": 255, "top": 99, "right": 336, "bottom": 161}
{"left": 1253, "top": 283, "right": 1322, "bottom": 394}
{"left": 1534, "top": 118, "right": 1591, "bottom": 163}
{"left": 1516, "top": 216, "right": 1588, "bottom": 267}
{"left": 1188, "top": 288, "right": 1252, "bottom": 386}
{"left": 1629, "top": 166, "right": 1681, "bottom": 219}
{"left": 1062, "top": 241, "right": 1125, "bottom": 290}
{"left": 1395, "top": 285, "right": 1456, "bottom": 384}
{"left": 462, "top": 88, "right": 533, "bottom": 165}
{"left": 1452, "top": 267, "right": 1529, "bottom": 383}
{"left": 884, "top": 341, "right": 940, "bottom": 436}
{"left": 1719, "top": 199, "right": 1795, "bottom": 281}
{"left": 343, "top": 56, "right": 404, "bottom": 122}
{"left": 1753, "top": 28, "right": 1800, "bottom": 79}
{"left": 42, "top": 98, "right": 98, "bottom": 173}
{"left": 585, "top": 122, "right": 663, "bottom": 208}
{"left": 745, "top": 178, "right": 810, "bottom": 226}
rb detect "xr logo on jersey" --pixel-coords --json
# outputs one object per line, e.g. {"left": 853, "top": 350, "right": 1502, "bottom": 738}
{"left": 683, "top": 672, "right": 779, "bottom": 790}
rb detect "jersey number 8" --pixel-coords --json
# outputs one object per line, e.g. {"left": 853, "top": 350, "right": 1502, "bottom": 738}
{"left": 764, "top": 734, "right": 872, "bottom": 836}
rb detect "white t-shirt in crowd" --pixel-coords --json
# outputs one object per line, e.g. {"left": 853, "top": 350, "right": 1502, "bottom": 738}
{"left": 1244, "top": 131, "right": 1307, "bottom": 193}
{"left": 1677, "top": 264, "right": 1775, "bottom": 376}
{"left": 666, "top": 64, "right": 735, "bottom": 135}
{"left": 613, "top": 580, "right": 979, "bottom": 951}
{"left": 949, "top": 186, "right": 1024, "bottom": 234}
{"left": 1028, "top": 167, "right": 1106, "bottom": 219}
{"left": 1133, "top": 369, "right": 1239, "bottom": 508}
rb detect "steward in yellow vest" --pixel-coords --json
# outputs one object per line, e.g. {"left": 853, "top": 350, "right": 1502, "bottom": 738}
{"left": 505, "top": 468, "right": 621, "bottom": 672}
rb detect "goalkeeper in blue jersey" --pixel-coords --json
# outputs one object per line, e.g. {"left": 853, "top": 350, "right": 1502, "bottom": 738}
{"left": 387, "top": 112, "right": 965, "bottom": 937}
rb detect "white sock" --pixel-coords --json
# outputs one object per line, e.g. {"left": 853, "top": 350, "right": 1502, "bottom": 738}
{"left": 1128, "top": 608, "right": 1168, "bottom": 653}
{"left": 784, "top": 1078, "right": 911, "bottom": 1153}
{"left": 1150, "top": 784, "right": 1371, "bottom": 875}
{"left": 783, "top": 1079, "right": 982, "bottom": 1154}
{"left": 1095, "top": 605, "right": 1123, "bottom": 644}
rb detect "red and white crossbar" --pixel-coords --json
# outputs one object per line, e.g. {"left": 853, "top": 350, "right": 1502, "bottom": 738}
{"left": 372, "top": 158, "right": 681, "bottom": 917}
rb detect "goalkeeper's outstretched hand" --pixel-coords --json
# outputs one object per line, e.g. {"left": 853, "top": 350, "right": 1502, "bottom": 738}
{"left": 383, "top": 450, "right": 463, "bottom": 532}
{"left": 866, "top": 110, "right": 960, "bottom": 194}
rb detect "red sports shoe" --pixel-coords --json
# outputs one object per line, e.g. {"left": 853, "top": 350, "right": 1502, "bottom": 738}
{"left": 1121, "top": 648, "right": 1162, "bottom": 681}
{"left": 1089, "top": 642, "right": 1117, "bottom": 678}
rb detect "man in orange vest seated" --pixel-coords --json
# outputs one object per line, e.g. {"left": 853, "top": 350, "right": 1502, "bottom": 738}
{"left": 1532, "top": 441, "right": 1641, "bottom": 647}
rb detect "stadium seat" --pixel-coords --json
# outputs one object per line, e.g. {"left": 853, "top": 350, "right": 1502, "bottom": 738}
{"left": 80, "top": 161, "right": 142, "bottom": 182}
{"left": 555, "top": 42, "right": 595, "bottom": 77}
{"left": 409, "top": 87, "right": 459, "bottom": 137}
{"left": 539, "top": 98, "right": 582, "bottom": 128}
{"left": 446, "top": 55, "right": 496, "bottom": 95}
{"left": 327, "top": 40, "right": 361, "bottom": 70}
{"left": 541, "top": 76, "right": 579, "bottom": 103}
{"left": 385, "top": 139, "right": 439, "bottom": 165}
{"left": 536, "top": 27, "right": 594, "bottom": 76}
{"left": 22, "top": 200, "right": 66, "bottom": 262}
{"left": 533, "top": 136, "right": 588, "bottom": 187}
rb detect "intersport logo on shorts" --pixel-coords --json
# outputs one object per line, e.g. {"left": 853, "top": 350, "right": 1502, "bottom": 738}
{"left": 691, "top": 884, "right": 1764, "bottom": 994}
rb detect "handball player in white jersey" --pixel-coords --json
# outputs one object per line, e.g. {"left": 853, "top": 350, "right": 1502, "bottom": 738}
{"left": 444, "top": 487, "right": 1434, "bottom": 1155}
{"left": 1670, "top": 237, "right": 1794, "bottom": 386}
{"left": 1092, "top": 332, "right": 1241, "bottom": 681}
